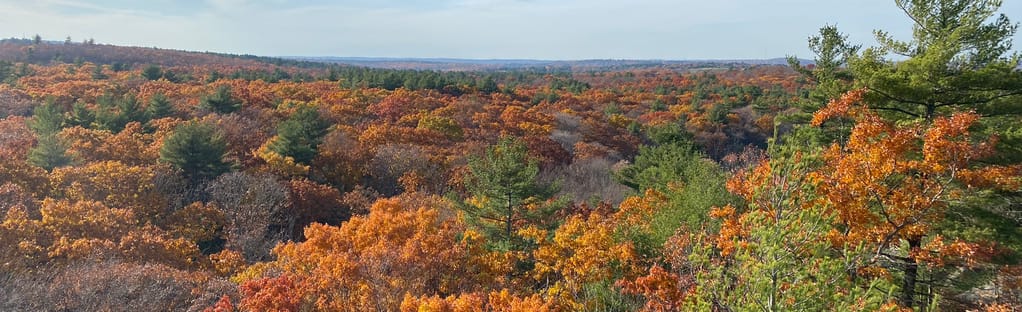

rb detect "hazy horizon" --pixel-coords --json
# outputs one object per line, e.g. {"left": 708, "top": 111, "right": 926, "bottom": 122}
{"left": 1, "top": 0, "right": 1019, "bottom": 60}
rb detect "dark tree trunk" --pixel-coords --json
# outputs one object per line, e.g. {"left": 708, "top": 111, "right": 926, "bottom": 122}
{"left": 901, "top": 237, "right": 923, "bottom": 309}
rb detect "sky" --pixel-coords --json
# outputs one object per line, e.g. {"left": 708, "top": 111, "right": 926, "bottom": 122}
{"left": 0, "top": 0, "right": 1019, "bottom": 60}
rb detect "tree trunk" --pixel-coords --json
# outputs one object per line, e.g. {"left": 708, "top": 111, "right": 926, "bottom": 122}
{"left": 506, "top": 192, "right": 513, "bottom": 245}
{"left": 901, "top": 237, "right": 922, "bottom": 308}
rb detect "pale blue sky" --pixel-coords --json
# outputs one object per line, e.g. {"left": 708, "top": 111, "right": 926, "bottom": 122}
{"left": 1, "top": 0, "right": 1019, "bottom": 60}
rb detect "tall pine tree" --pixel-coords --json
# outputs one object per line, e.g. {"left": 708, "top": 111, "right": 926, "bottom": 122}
{"left": 462, "top": 137, "right": 560, "bottom": 251}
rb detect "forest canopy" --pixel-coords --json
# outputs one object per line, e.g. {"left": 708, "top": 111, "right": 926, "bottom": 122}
{"left": 0, "top": 0, "right": 1020, "bottom": 311}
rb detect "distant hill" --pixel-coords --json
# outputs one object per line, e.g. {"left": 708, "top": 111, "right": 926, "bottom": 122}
{"left": 0, "top": 39, "right": 321, "bottom": 69}
{"left": 0, "top": 38, "right": 809, "bottom": 71}
{"left": 289, "top": 56, "right": 810, "bottom": 71}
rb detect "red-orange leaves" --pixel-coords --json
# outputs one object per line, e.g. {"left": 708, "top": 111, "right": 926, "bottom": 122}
{"left": 239, "top": 275, "right": 304, "bottom": 312}
{"left": 811, "top": 88, "right": 867, "bottom": 126}
{"left": 240, "top": 194, "right": 477, "bottom": 311}
{"left": 618, "top": 265, "right": 691, "bottom": 312}
{"left": 815, "top": 109, "right": 1014, "bottom": 252}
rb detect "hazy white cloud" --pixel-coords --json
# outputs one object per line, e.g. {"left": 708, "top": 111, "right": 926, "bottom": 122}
{"left": 0, "top": 0, "right": 1018, "bottom": 59}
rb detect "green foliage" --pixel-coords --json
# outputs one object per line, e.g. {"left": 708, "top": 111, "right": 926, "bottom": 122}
{"left": 580, "top": 280, "right": 643, "bottom": 311}
{"left": 650, "top": 99, "right": 667, "bottom": 112}
{"left": 95, "top": 93, "right": 147, "bottom": 132}
{"left": 200, "top": 85, "right": 242, "bottom": 114}
{"left": 478, "top": 76, "right": 499, "bottom": 94}
{"left": 652, "top": 159, "right": 732, "bottom": 240}
{"left": 91, "top": 65, "right": 107, "bottom": 80}
{"left": 417, "top": 114, "right": 464, "bottom": 141}
{"left": 618, "top": 126, "right": 734, "bottom": 253}
{"left": 603, "top": 103, "right": 621, "bottom": 116}
{"left": 28, "top": 134, "right": 72, "bottom": 171}
{"left": 333, "top": 67, "right": 481, "bottom": 94}
{"left": 644, "top": 123, "right": 691, "bottom": 146}
{"left": 462, "top": 137, "right": 561, "bottom": 250}
{"left": 65, "top": 102, "right": 95, "bottom": 128}
{"left": 549, "top": 77, "right": 590, "bottom": 94}
{"left": 784, "top": 25, "right": 860, "bottom": 146}
{"left": 27, "top": 100, "right": 71, "bottom": 170}
{"left": 29, "top": 99, "right": 65, "bottom": 134}
{"left": 146, "top": 93, "right": 174, "bottom": 120}
{"left": 159, "top": 121, "right": 232, "bottom": 183}
{"left": 616, "top": 138, "right": 701, "bottom": 193}
{"left": 838, "top": 1, "right": 1022, "bottom": 306}
{"left": 850, "top": 0, "right": 1022, "bottom": 120}
{"left": 685, "top": 158, "right": 893, "bottom": 311}
{"left": 206, "top": 70, "right": 224, "bottom": 83}
{"left": 268, "top": 105, "right": 330, "bottom": 165}
{"left": 141, "top": 64, "right": 163, "bottom": 81}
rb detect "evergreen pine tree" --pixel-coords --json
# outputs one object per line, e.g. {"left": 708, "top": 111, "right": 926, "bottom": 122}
{"left": 146, "top": 93, "right": 174, "bottom": 120}
{"left": 478, "top": 76, "right": 499, "bottom": 94}
{"left": 850, "top": 0, "right": 1021, "bottom": 121}
{"left": 813, "top": 1, "right": 1022, "bottom": 307}
{"left": 159, "top": 121, "right": 232, "bottom": 184}
{"left": 27, "top": 99, "right": 71, "bottom": 170}
{"left": 141, "top": 64, "right": 163, "bottom": 81}
{"left": 462, "top": 137, "right": 560, "bottom": 250}
{"left": 95, "top": 93, "right": 147, "bottom": 132}
{"left": 65, "top": 101, "right": 95, "bottom": 128}
{"left": 28, "top": 134, "right": 72, "bottom": 170}
{"left": 267, "top": 105, "right": 330, "bottom": 165}
{"left": 200, "top": 85, "right": 242, "bottom": 114}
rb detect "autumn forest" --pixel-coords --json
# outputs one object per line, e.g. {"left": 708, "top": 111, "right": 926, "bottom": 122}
{"left": 1, "top": 0, "right": 1022, "bottom": 311}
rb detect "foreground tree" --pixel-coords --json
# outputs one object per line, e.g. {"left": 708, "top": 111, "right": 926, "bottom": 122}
{"left": 850, "top": 0, "right": 1022, "bottom": 121}
{"left": 816, "top": 0, "right": 1022, "bottom": 308}
{"left": 814, "top": 91, "right": 1020, "bottom": 309}
{"left": 679, "top": 155, "right": 893, "bottom": 311}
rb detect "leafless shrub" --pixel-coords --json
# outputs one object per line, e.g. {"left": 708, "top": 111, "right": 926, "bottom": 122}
{"left": 0, "top": 261, "right": 204, "bottom": 312}
{"left": 206, "top": 172, "right": 289, "bottom": 262}
{"left": 0, "top": 183, "right": 38, "bottom": 218}
{"left": 541, "top": 157, "right": 633, "bottom": 206}
{"left": 368, "top": 144, "right": 443, "bottom": 196}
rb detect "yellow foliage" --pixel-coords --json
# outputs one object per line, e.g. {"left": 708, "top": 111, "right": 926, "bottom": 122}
{"left": 49, "top": 161, "right": 165, "bottom": 222}
{"left": 210, "top": 249, "right": 247, "bottom": 277}
{"left": 166, "top": 202, "right": 225, "bottom": 245}
{"left": 529, "top": 213, "right": 637, "bottom": 309}
{"left": 255, "top": 140, "right": 309, "bottom": 177}
{"left": 119, "top": 225, "right": 200, "bottom": 269}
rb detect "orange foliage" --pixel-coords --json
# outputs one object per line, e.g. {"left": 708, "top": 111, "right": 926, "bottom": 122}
{"left": 240, "top": 194, "right": 480, "bottom": 311}
{"left": 60, "top": 122, "right": 160, "bottom": 165}
{"left": 527, "top": 212, "right": 637, "bottom": 309}
{"left": 49, "top": 161, "right": 167, "bottom": 222}
{"left": 812, "top": 90, "right": 1017, "bottom": 279}
{"left": 618, "top": 266, "right": 691, "bottom": 312}
{"left": 239, "top": 275, "right": 304, "bottom": 312}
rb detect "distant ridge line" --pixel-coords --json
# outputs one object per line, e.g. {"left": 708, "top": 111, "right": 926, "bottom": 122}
{"left": 285, "top": 56, "right": 813, "bottom": 70}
